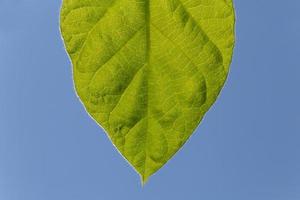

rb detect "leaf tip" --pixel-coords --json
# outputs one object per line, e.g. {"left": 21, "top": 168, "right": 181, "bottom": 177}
{"left": 140, "top": 174, "right": 150, "bottom": 186}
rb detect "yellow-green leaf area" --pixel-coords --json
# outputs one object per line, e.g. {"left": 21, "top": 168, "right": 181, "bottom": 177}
{"left": 60, "top": 0, "right": 235, "bottom": 183}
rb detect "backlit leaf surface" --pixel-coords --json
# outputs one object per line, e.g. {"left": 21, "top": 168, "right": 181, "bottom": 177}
{"left": 60, "top": 0, "right": 235, "bottom": 183}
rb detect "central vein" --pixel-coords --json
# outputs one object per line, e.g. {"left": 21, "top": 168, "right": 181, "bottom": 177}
{"left": 142, "top": 0, "right": 151, "bottom": 181}
{"left": 145, "top": 0, "right": 150, "bottom": 62}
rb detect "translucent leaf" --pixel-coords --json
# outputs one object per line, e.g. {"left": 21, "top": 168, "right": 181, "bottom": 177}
{"left": 60, "top": 0, "right": 235, "bottom": 183}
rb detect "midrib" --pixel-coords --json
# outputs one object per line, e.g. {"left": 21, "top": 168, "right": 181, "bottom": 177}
{"left": 142, "top": 0, "right": 151, "bottom": 182}
{"left": 145, "top": 0, "right": 150, "bottom": 63}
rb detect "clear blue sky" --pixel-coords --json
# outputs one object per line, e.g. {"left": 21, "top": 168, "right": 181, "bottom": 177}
{"left": 0, "top": 0, "right": 299, "bottom": 199}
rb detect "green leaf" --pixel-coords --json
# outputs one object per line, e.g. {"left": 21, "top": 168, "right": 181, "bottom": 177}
{"left": 60, "top": 0, "right": 235, "bottom": 183}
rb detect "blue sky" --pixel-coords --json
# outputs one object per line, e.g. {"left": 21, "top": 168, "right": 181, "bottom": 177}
{"left": 0, "top": 0, "right": 300, "bottom": 200}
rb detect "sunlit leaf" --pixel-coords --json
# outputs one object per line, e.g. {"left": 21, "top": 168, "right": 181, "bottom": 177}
{"left": 60, "top": 0, "right": 235, "bottom": 183}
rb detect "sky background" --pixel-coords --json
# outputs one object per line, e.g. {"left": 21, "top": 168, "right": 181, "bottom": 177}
{"left": 0, "top": 0, "right": 300, "bottom": 199}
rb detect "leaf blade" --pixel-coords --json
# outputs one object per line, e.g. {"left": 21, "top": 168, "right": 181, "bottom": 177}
{"left": 60, "top": 0, "right": 235, "bottom": 183}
